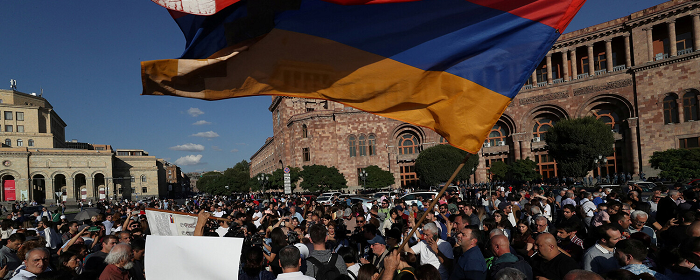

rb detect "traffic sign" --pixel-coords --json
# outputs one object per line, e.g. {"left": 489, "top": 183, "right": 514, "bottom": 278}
{"left": 284, "top": 167, "right": 290, "bottom": 174}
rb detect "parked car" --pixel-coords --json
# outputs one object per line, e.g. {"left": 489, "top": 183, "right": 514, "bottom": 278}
{"left": 317, "top": 196, "right": 333, "bottom": 206}
{"left": 400, "top": 192, "right": 438, "bottom": 207}
{"left": 319, "top": 192, "right": 342, "bottom": 198}
{"left": 349, "top": 195, "right": 376, "bottom": 210}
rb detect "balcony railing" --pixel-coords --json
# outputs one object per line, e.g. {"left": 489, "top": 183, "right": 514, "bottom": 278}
{"left": 552, "top": 78, "right": 564, "bottom": 84}
{"left": 523, "top": 84, "right": 534, "bottom": 90}
{"left": 678, "top": 48, "right": 694, "bottom": 56}
{"left": 595, "top": 69, "right": 607, "bottom": 76}
{"left": 537, "top": 82, "right": 548, "bottom": 87}
{"left": 612, "top": 65, "right": 626, "bottom": 72}
{"left": 577, "top": 73, "right": 589, "bottom": 79}
{"left": 655, "top": 53, "right": 669, "bottom": 61}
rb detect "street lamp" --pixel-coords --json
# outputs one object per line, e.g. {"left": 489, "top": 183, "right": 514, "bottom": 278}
{"left": 359, "top": 169, "right": 368, "bottom": 188}
{"left": 593, "top": 154, "right": 608, "bottom": 183}
{"left": 257, "top": 174, "right": 270, "bottom": 195}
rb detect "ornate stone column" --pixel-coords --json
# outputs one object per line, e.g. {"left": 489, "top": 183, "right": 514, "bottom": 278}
{"left": 605, "top": 39, "right": 614, "bottom": 72}
{"left": 570, "top": 48, "right": 578, "bottom": 79}
{"left": 546, "top": 53, "right": 553, "bottom": 84}
{"left": 587, "top": 44, "right": 595, "bottom": 76}
{"left": 624, "top": 34, "right": 632, "bottom": 68}
{"left": 531, "top": 72, "right": 538, "bottom": 85}
{"left": 693, "top": 14, "right": 700, "bottom": 51}
{"left": 562, "top": 50, "right": 570, "bottom": 81}
{"left": 668, "top": 20, "right": 677, "bottom": 56}
{"left": 513, "top": 140, "right": 521, "bottom": 160}
{"left": 627, "top": 118, "right": 640, "bottom": 175}
{"left": 645, "top": 27, "right": 654, "bottom": 62}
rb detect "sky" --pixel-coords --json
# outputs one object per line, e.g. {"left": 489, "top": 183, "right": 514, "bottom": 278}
{"left": 0, "top": 0, "right": 669, "bottom": 173}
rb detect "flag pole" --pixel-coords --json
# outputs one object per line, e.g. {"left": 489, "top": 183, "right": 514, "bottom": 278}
{"left": 397, "top": 153, "right": 471, "bottom": 252}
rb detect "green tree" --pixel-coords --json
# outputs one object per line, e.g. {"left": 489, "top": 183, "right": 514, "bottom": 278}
{"left": 269, "top": 166, "right": 302, "bottom": 190}
{"left": 196, "top": 172, "right": 227, "bottom": 195}
{"left": 544, "top": 117, "right": 615, "bottom": 178}
{"left": 361, "top": 165, "right": 395, "bottom": 189}
{"left": 649, "top": 148, "right": 700, "bottom": 180}
{"left": 298, "top": 165, "right": 347, "bottom": 192}
{"left": 490, "top": 161, "right": 509, "bottom": 181}
{"left": 507, "top": 158, "right": 541, "bottom": 181}
{"left": 223, "top": 160, "right": 254, "bottom": 192}
{"left": 415, "top": 144, "right": 479, "bottom": 186}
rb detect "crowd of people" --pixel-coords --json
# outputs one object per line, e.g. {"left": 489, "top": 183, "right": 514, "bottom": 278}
{"left": 0, "top": 180, "right": 698, "bottom": 280}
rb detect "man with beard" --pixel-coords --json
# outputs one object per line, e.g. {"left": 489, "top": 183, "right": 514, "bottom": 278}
{"left": 581, "top": 224, "right": 622, "bottom": 275}
{"left": 100, "top": 243, "right": 134, "bottom": 280}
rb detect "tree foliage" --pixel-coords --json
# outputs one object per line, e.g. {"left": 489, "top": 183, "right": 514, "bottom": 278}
{"left": 544, "top": 117, "right": 615, "bottom": 178}
{"left": 490, "top": 161, "right": 509, "bottom": 181}
{"left": 415, "top": 144, "right": 479, "bottom": 186}
{"left": 361, "top": 165, "right": 395, "bottom": 189}
{"left": 269, "top": 166, "right": 302, "bottom": 190}
{"left": 488, "top": 159, "right": 541, "bottom": 182}
{"left": 649, "top": 148, "right": 700, "bottom": 180}
{"left": 298, "top": 165, "right": 347, "bottom": 192}
{"left": 196, "top": 160, "right": 257, "bottom": 195}
{"left": 195, "top": 172, "right": 227, "bottom": 195}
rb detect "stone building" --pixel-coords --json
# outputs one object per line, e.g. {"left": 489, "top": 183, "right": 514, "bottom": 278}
{"left": 0, "top": 89, "right": 170, "bottom": 203}
{"left": 250, "top": 0, "right": 700, "bottom": 187}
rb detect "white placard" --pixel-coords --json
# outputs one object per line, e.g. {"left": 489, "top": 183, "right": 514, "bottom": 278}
{"left": 145, "top": 236, "right": 243, "bottom": 280}
{"left": 145, "top": 209, "right": 198, "bottom": 236}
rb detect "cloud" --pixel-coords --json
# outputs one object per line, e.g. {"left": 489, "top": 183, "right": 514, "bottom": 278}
{"left": 191, "top": 131, "right": 219, "bottom": 138}
{"left": 211, "top": 146, "right": 223, "bottom": 151}
{"left": 187, "top": 108, "right": 204, "bottom": 117}
{"left": 174, "top": 155, "right": 203, "bottom": 166}
{"left": 231, "top": 149, "right": 239, "bottom": 153}
{"left": 192, "top": 120, "right": 211, "bottom": 125}
{"left": 170, "top": 143, "right": 205, "bottom": 152}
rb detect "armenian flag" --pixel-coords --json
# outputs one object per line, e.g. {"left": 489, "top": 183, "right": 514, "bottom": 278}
{"left": 142, "top": 0, "right": 585, "bottom": 153}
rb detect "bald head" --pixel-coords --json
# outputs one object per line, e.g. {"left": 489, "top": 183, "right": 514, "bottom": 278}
{"left": 563, "top": 270, "right": 604, "bottom": 280}
{"left": 688, "top": 221, "right": 700, "bottom": 237}
{"left": 490, "top": 235, "right": 511, "bottom": 257}
{"left": 537, "top": 233, "right": 557, "bottom": 246}
{"left": 535, "top": 233, "right": 559, "bottom": 261}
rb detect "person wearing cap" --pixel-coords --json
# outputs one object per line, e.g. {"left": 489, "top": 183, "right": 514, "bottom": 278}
{"left": 367, "top": 235, "right": 390, "bottom": 273}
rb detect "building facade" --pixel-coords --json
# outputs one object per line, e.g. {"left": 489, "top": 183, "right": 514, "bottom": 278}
{"left": 250, "top": 0, "right": 700, "bottom": 187}
{"left": 0, "top": 89, "right": 172, "bottom": 203}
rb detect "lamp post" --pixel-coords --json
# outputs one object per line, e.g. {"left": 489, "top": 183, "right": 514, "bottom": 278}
{"left": 257, "top": 174, "right": 269, "bottom": 195}
{"left": 359, "top": 169, "right": 368, "bottom": 189}
{"left": 593, "top": 154, "right": 608, "bottom": 184}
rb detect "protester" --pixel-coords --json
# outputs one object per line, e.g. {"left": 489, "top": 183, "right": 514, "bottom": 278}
{"left": 277, "top": 245, "right": 315, "bottom": 280}
{"left": 100, "top": 243, "right": 133, "bottom": 280}
{"left": 10, "top": 248, "right": 50, "bottom": 280}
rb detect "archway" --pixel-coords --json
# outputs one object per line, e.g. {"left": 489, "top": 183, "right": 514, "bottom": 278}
{"left": 54, "top": 174, "right": 67, "bottom": 203}
{"left": 94, "top": 173, "right": 106, "bottom": 201}
{"left": 1, "top": 175, "right": 16, "bottom": 202}
{"left": 74, "top": 174, "right": 87, "bottom": 202}
{"left": 32, "top": 175, "right": 46, "bottom": 204}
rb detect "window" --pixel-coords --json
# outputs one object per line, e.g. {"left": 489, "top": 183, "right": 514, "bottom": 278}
{"left": 534, "top": 153, "right": 557, "bottom": 179}
{"left": 117, "top": 151, "right": 129, "bottom": 156}
{"left": 348, "top": 136, "right": 357, "bottom": 157}
{"left": 16, "top": 112, "right": 23, "bottom": 121}
{"left": 118, "top": 187, "right": 123, "bottom": 194}
{"left": 28, "top": 139, "right": 34, "bottom": 147}
{"left": 399, "top": 164, "right": 418, "bottom": 187}
{"left": 398, "top": 133, "right": 420, "bottom": 155}
{"left": 368, "top": 135, "right": 377, "bottom": 156}
{"left": 358, "top": 135, "right": 367, "bottom": 156}
{"left": 486, "top": 123, "right": 507, "bottom": 146}
{"left": 4, "top": 126, "right": 12, "bottom": 133}
{"left": 439, "top": 136, "right": 448, "bottom": 144}
{"left": 16, "top": 125, "right": 23, "bottom": 133}
{"left": 535, "top": 67, "right": 547, "bottom": 84}
{"left": 4, "top": 139, "right": 10, "bottom": 146}
{"left": 306, "top": 108, "right": 314, "bottom": 112}
{"left": 683, "top": 90, "right": 699, "bottom": 121}
{"left": 4, "top": 111, "right": 12, "bottom": 120}
{"left": 532, "top": 118, "right": 555, "bottom": 138}
{"left": 168, "top": 170, "right": 172, "bottom": 174}
{"left": 131, "top": 177, "right": 135, "bottom": 182}
{"left": 141, "top": 175, "right": 147, "bottom": 183}
{"left": 275, "top": 110, "right": 280, "bottom": 126}
{"left": 302, "top": 148, "right": 310, "bottom": 161}
{"left": 680, "top": 137, "right": 700, "bottom": 149}
{"left": 16, "top": 139, "right": 22, "bottom": 147}
{"left": 592, "top": 109, "right": 620, "bottom": 132}
{"left": 663, "top": 95, "right": 680, "bottom": 124}
{"left": 142, "top": 187, "right": 148, "bottom": 193}
{"left": 302, "top": 124, "right": 308, "bottom": 138}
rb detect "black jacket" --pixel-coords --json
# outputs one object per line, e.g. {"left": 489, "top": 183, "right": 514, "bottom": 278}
{"left": 489, "top": 253, "right": 533, "bottom": 280}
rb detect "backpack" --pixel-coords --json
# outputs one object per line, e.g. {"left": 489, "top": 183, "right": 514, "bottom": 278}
{"left": 308, "top": 254, "right": 341, "bottom": 280}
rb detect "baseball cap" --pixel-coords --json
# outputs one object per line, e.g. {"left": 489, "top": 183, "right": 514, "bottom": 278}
{"left": 367, "top": 235, "right": 386, "bottom": 245}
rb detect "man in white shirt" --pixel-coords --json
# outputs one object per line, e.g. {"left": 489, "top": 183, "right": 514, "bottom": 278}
{"left": 215, "top": 216, "right": 230, "bottom": 237}
{"left": 580, "top": 192, "right": 597, "bottom": 227}
{"left": 405, "top": 223, "right": 454, "bottom": 280}
{"left": 276, "top": 245, "right": 315, "bottom": 280}
{"left": 211, "top": 206, "right": 225, "bottom": 218}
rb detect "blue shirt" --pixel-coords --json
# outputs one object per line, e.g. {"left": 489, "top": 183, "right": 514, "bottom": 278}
{"left": 449, "top": 246, "right": 486, "bottom": 280}
{"left": 621, "top": 264, "right": 668, "bottom": 280}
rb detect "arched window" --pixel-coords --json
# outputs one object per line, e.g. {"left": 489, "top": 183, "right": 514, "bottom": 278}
{"left": 27, "top": 139, "right": 34, "bottom": 147}
{"left": 486, "top": 123, "right": 507, "bottom": 146}
{"left": 439, "top": 136, "right": 448, "bottom": 144}
{"left": 16, "top": 139, "right": 22, "bottom": 147}
{"left": 358, "top": 135, "right": 367, "bottom": 156}
{"left": 398, "top": 133, "right": 420, "bottom": 155}
{"left": 302, "top": 124, "right": 308, "bottom": 138}
{"left": 368, "top": 135, "right": 377, "bottom": 156}
{"left": 141, "top": 175, "right": 147, "bottom": 183}
{"left": 348, "top": 136, "right": 357, "bottom": 157}
{"left": 683, "top": 90, "right": 699, "bottom": 121}
{"left": 532, "top": 118, "right": 555, "bottom": 138}
{"left": 592, "top": 109, "right": 620, "bottom": 132}
{"left": 664, "top": 95, "right": 679, "bottom": 124}
{"left": 4, "top": 139, "right": 10, "bottom": 147}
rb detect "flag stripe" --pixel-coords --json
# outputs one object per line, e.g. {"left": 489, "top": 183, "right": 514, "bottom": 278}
{"left": 467, "top": 0, "right": 585, "bottom": 31}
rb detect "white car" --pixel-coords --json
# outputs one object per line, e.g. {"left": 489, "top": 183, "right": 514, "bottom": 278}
{"left": 317, "top": 196, "right": 333, "bottom": 205}
{"left": 400, "top": 192, "right": 438, "bottom": 207}
{"left": 319, "top": 192, "right": 341, "bottom": 198}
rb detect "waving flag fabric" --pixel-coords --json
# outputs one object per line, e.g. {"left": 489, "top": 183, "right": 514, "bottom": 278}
{"left": 142, "top": 0, "right": 585, "bottom": 153}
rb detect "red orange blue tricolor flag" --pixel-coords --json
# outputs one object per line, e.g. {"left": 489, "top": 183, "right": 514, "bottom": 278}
{"left": 141, "top": 0, "right": 586, "bottom": 153}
